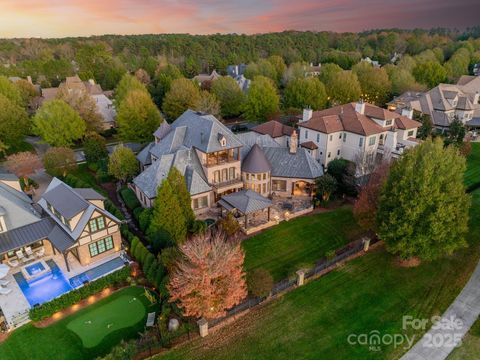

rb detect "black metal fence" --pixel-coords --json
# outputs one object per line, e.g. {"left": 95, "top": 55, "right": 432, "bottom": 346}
{"left": 209, "top": 237, "right": 378, "bottom": 330}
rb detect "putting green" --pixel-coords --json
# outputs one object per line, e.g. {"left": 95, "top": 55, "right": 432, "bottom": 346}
{"left": 67, "top": 294, "right": 147, "bottom": 348}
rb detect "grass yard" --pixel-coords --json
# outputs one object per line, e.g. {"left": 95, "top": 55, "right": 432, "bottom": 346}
{"left": 0, "top": 287, "right": 156, "bottom": 360}
{"left": 156, "top": 189, "right": 480, "bottom": 360}
{"left": 242, "top": 206, "right": 364, "bottom": 281}
{"left": 465, "top": 142, "right": 480, "bottom": 189}
{"left": 448, "top": 318, "right": 480, "bottom": 360}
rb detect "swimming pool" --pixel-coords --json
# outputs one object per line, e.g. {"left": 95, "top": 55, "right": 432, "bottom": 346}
{"left": 69, "top": 257, "right": 126, "bottom": 288}
{"left": 24, "top": 262, "right": 46, "bottom": 276}
{"left": 14, "top": 260, "right": 73, "bottom": 307}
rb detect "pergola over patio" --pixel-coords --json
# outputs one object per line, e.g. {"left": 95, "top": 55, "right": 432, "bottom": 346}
{"left": 218, "top": 190, "right": 273, "bottom": 230}
{"left": 0, "top": 218, "right": 78, "bottom": 271}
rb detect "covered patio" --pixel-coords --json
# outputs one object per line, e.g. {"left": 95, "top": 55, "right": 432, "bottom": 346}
{"left": 218, "top": 190, "right": 274, "bottom": 234}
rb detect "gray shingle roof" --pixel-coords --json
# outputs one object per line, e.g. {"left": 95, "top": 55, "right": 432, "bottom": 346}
{"left": 153, "top": 121, "right": 171, "bottom": 140}
{"left": 218, "top": 190, "right": 272, "bottom": 214}
{"left": 236, "top": 132, "right": 281, "bottom": 159}
{"left": 242, "top": 144, "right": 272, "bottom": 173}
{"left": 133, "top": 148, "right": 210, "bottom": 198}
{"left": 42, "top": 183, "right": 89, "bottom": 219}
{"left": 150, "top": 110, "right": 243, "bottom": 156}
{"left": 0, "top": 181, "right": 40, "bottom": 231}
{"left": 136, "top": 142, "right": 155, "bottom": 166}
{"left": 73, "top": 188, "right": 105, "bottom": 201}
{"left": 263, "top": 147, "right": 323, "bottom": 179}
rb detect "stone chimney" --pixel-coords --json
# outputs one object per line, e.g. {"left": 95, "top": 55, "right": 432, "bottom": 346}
{"left": 401, "top": 107, "right": 414, "bottom": 119}
{"left": 88, "top": 79, "right": 95, "bottom": 85}
{"left": 355, "top": 100, "right": 365, "bottom": 115}
{"left": 289, "top": 130, "right": 298, "bottom": 154}
{"left": 474, "top": 91, "right": 479, "bottom": 105}
{"left": 302, "top": 108, "right": 313, "bottom": 122}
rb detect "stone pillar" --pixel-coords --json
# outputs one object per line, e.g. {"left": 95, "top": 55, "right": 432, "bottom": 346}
{"left": 296, "top": 270, "right": 305, "bottom": 287}
{"left": 363, "top": 237, "right": 371, "bottom": 252}
{"left": 197, "top": 318, "right": 208, "bottom": 337}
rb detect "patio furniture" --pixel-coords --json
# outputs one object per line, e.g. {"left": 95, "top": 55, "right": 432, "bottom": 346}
{"left": 7, "top": 258, "right": 19, "bottom": 267}
{"left": 0, "top": 264, "right": 9, "bottom": 279}
{"left": 16, "top": 250, "right": 26, "bottom": 263}
{"left": 0, "top": 280, "right": 9, "bottom": 287}
{"left": 146, "top": 312, "right": 156, "bottom": 327}
{"left": 25, "top": 247, "right": 33, "bottom": 257}
{"left": 0, "top": 287, "right": 12, "bottom": 295}
{"left": 35, "top": 247, "right": 45, "bottom": 258}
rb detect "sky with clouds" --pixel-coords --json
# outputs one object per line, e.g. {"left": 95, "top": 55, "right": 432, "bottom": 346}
{"left": 0, "top": 0, "right": 478, "bottom": 38}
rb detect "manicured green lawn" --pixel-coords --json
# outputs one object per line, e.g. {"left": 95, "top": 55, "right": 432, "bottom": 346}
{"left": 67, "top": 293, "right": 146, "bottom": 348}
{"left": 242, "top": 206, "right": 364, "bottom": 281}
{"left": 448, "top": 318, "right": 480, "bottom": 360}
{"left": 465, "top": 142, "right": 480, "bottom": 189}
{"left": 0, "top": 287, "right": 156, "bottom": 360}
{"left": 157, "top": 190, "right": 480, "bottom": 360}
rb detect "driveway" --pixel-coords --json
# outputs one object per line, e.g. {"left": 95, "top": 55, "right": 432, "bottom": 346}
{"left": 401, "top": 260, "right": 480, "bottom": 360}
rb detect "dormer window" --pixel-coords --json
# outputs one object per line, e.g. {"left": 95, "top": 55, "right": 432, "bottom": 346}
{"left": 218, "top": 134, "right": 227, "bottom": 147}
{"left": 386, "top": 120, "right": 393, "bottom": 126}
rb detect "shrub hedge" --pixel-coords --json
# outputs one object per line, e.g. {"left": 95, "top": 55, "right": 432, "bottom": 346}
{"left": 120, "top": 187, "right": 141, "bottom": 210}
{"left": 29, "top": 266, "right": 131, "bottom": 322}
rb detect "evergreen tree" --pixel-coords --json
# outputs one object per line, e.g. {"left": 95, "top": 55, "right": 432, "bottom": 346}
{"left": 167, "top": 167, "right": 195, "bottom": 228}
{"left": 149, "top": 180, "right": 187, "bottom": 244}
{"left": 377, "top": 138, "right": 470, "bottom": 261}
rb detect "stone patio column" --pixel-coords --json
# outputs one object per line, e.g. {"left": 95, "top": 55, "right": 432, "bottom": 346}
{"left": 363, "top": 237, "right": 371, "bottom": 252}
{"left": 197, "top": 318, "right": 209, "bottom": 337}
{"left": 296, "top": 270, "right": 305, "bottom": 286}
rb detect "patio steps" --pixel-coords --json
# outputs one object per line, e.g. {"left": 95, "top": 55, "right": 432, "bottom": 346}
{"left": 9, "top": 310, "right": 30, "bottom": 328}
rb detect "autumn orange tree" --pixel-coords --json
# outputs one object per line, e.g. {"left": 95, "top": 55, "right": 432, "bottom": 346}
{"left": 5, "top": 151, "right": 42, "bottom": 192}
{"left": 353, "top": 162, "right": 390, "bottom": 234}
{"left": 168, "top": 230, "right": 247, "bottom": 319}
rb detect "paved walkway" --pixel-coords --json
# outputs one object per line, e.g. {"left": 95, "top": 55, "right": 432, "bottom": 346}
{"left": 401, "top": 260, "right": 480, "bottom": 360}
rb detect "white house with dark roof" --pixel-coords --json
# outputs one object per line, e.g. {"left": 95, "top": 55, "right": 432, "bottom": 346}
{"left": 132, "top": 110, "right": 323, "bottom": 214}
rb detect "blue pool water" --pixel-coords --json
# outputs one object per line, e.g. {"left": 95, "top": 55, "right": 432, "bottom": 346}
{"left": 14, "top": 260, "right": 73, "bottom": 307}
{"left": 69, "top": 257, "right": 126, "bottom": 288}
{"left": 24, "top": 261, "right": 46, "bottom": 276}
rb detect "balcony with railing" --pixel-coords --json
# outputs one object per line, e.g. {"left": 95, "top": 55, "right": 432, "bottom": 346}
{"left": 205, "top": 149, "right": 240, "bottom": 167}
{"left": 211, "top": 176, "right": 243, "bottom": 190}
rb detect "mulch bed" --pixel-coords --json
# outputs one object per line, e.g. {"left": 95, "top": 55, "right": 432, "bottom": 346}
{"left": 395, "top": 257, "right": 422, "bottom": 268}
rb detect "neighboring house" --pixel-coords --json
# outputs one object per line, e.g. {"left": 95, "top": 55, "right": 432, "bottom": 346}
{"left": 473, "top": 63, "right": 480, "bottom": 76}
{"left": 297, "top": 101, "right": 421, "bottom": 168}
{"left": 233, "top": 74, "right": 251, "bottom": 93}
{"left": 361, "top": 57, "right": 380, "bottom": 68}
{"left": 251, "top": 120, "right": 295, "bottom": 147}
{"left": 192, "top": 70, "right": 221, "bottom": 88}
{"left": 0, "top": 177, "right": 123, "bottom": 272}
{"left": 131, "top": 110, "right": 323, "bottom": 214}
{"left": 305, "top": 63, "right": 322, "bottom": 77}
{"left": 226, "top": 64, "right": 247, "bottom": 78}
{"left": 0, "top": 175, "right": 125, "bottom": 326}
{"left": 40, "top": 75, "right": 116, "bottom": 129}
{"left": 389, "top": 79, "right": 480, "bottom": 131}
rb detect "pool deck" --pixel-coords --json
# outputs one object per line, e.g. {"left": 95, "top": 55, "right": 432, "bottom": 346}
{"left": 0, "top": 252, "right": 125, "bottom": 328}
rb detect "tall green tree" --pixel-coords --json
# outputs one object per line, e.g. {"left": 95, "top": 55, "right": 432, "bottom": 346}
{"left": 412, "top": 61, "right": 447, "bottom": 88}
{"left": 83, "top": 133, "right": 108, "bottom": 164}
{"left": 352, "top": 62, "right": 392, "bottom": 105}
{"left": 328, "top": 71, "right": 362, "bottom": 105}
{"left": 149, "top": 179, "right": 187, "bottom": 245}
{"left": 0, "top": 94, "right": 30, "bottom": 149}
{"left": 108, "top": 145, "right": 138, "bottom": 182}
{"left": 114, "top": 73, "right": 148, "bottom": 106}
{"left": 244, "top": 60, "right": 277, "bottom": 81}
{"left": 151, "top": 64, "right": 184, "bottom": 107}
{"left": 195, "top": 90, "right": 221, "bottom": 118}
{"left": 162, "top": 78, "right": 201, "bottom": 120}
{"left": 167, "top": 167, "right": 195, "bottom": 228}
{"left": 243, "top": 76, "right": 280, "bottom": 122}
{"left": 267, "top": 55, "right": 287, "bottom": 83}
{"left": 42, "top": 147, "right": 77, "bottom": 177}
{"left": 211, "top": 77, "right": 245, "bottom": 118}
{"left": 318, "top": 63, "right": 343, "bottom": 86}
{"left": 444, "top": 118, "right": 466, "bottom": 147}
{"left": 33, "top": 100, "right": 86, "bottom": 147}
{"left": 377, "top": 138, "right": 470, "bottom": 261}
{"left": 116, "top": 89, "right": 162, "bottom": 143}
{"left": 0, "top": 76, "right": 23, "bottom": 107}
{"left": 284, "top": 77, "right": 327, "bottom": 111}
